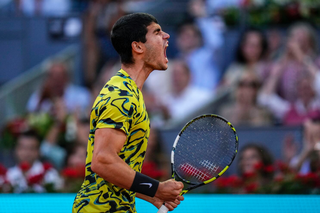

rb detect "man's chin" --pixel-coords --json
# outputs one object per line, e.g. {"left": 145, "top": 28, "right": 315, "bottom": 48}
{"left": 154, "top": 65, "right": 168, "bottom": 71}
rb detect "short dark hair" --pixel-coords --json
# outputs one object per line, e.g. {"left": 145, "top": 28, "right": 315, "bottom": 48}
{"left": 16, "top": 129, "right": 41, "bottom": 147}
{"left": 111, "top": 13, "right": 158, "bottom": 65}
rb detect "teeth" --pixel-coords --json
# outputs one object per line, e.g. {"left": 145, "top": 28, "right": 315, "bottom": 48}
{"left": 166, "top": 44, "right": 169, "bottom": 47}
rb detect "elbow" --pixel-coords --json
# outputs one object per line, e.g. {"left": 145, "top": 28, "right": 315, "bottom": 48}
{"left": 91, "top": 152, "right": 113, "bottom": 176}
{"left": 91, "top": 158, "right": 100, "bottom": 175}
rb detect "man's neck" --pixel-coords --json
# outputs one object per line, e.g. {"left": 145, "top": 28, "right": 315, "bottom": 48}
{"left": 121, "top": 62, "right": 153, "bottom": 91}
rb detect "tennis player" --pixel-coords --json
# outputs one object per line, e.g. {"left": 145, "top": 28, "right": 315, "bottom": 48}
{"left": 72, "top": 13, "right": 184, "bottom": 213}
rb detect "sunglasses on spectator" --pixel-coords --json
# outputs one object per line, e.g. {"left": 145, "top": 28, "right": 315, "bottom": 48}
{"left": 238, "top": 81, "right": 260, "bottom": 89}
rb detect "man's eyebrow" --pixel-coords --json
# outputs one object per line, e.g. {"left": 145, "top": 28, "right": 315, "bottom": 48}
{"left": 153, "top": 28, "right": 161, "bottom": 33}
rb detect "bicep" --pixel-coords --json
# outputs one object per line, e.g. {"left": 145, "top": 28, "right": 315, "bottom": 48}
{"left": 91, "top": 128, "right": 136, "bottom": 188}
{"left": 93, "top": 128, "right": 127, "bottom": 163}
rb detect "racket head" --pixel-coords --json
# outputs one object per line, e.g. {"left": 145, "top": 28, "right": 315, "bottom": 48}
{"left": 171, "top": 114, "right": 238, "bottom": 191}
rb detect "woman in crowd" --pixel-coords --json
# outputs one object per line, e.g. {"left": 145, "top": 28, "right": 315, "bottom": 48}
{"left": 221, "top": 28, "right": 269, "bottom": 88}
{"left": 258, "top": 57, "right": 320, "bottom": 125}
{"left": 271, "top": 22, "right": 320, "bottom": 103}
{"left": 237, "top": 143, "right": 275, "bottom": 193}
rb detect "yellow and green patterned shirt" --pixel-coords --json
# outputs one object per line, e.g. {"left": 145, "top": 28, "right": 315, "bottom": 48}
{"left": 73, "top": 69, "right": 150, "bottom": 213}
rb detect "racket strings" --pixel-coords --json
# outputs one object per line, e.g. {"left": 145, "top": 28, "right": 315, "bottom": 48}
{"left": 174, "top": 116, "right": 237, "bottom": 184}
{"left": 179, "top": 163, "right": 210, "bottom": 182}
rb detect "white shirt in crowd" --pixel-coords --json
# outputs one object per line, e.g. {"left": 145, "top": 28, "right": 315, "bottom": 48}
{"left": 6, "top": 160, "right": 62, "bottom": 193}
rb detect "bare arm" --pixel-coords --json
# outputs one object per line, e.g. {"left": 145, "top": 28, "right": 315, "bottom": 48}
{"left": 290, "top": 120, "right": 318, "bottom": 172}
{"left": 91, "top": 128, "right": 135, "bottom": 189}
{"left": 91, "top": 128, "right": 184, "bottom": 201}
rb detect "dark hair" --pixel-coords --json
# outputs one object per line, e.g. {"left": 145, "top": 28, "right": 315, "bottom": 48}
{"left": 235, "top": 28, "right": 268, "bottom": 64}
{"left": 176, "top": 21, "right": 203, "bottom": 47}
{"left": 16, "top": 129, "right": 41, "bottom": 147}
{"left": 111, "top": 13, "right": 158, "bottom": 65}
{"left": 238, "top": 143, "right": 274, "bottom": 178}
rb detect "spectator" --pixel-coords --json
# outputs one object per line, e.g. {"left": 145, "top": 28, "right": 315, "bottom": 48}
{"left": 272, "top": 22, "right": 320, "bottom": 103}
{"left": 6, "top": 130, "right": 62, "bottom": 193}
{"left": 258, "top": 60, "right": 320, "bottom": 126}
{"left": 237, "top": 143, "right": 274, "bottom": 193}
{"left": 221, "top": 28, "right": 269, "bottom": 88}
{"left": 289, "top": 119, "right": 320, "bottom": 174}
{"left": 40, "top": 99, "right": 91, "bottom": 170}
{"left": 219, "top": 72, "right": 272, "bottom": 126}
{"left": 175, "top": 0, "right": 224, "bottom": 92}
{"left": 161, "top": 60, "right": 212, "bottom": 122}
{"left": 27, "top": 61, "right": 91, "bottom": 115}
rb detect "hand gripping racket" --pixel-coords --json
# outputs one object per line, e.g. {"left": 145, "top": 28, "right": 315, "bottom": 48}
{"left": 157, "top": 114, "right": 238, "bottom": 213}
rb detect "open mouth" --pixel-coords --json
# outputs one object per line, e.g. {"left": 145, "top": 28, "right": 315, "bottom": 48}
{"left": 164, "top": 43, "right": 169, "bottom": 62}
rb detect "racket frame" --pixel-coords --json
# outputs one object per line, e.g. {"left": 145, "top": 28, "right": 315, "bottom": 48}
{"left": 170, "top": 114, "right": 239, "bottom": 195}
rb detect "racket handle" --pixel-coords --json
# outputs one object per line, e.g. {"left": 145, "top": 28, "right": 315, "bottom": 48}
{"left": 157, "top": 204, "right": 169, "bottom": 213}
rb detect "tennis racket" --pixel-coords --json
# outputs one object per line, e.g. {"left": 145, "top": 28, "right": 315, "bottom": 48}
{"left": 157, "top": 114, "right": 238, "bottom": 213}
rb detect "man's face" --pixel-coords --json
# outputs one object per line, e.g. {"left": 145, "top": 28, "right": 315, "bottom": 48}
{"left": 15, "top": 136, "right": 39, "bottom": 165}
{"left": 143, "top": 22, "right": 170, "bottom": 70}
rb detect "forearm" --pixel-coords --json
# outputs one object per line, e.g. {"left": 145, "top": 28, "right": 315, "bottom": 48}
{"left": 290, "top": 149, "right": 310, "bottom": 172}
{"left": 136, "top": 193, "right": 156, "bottom": 204}
{"left": 92, "top": 154, "right": 135, "bottom": 190}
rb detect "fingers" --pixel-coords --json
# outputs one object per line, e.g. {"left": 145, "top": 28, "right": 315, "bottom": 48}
{"left": 176, "top": 181, "right": 184, "bottom": 189}
{"left": 177, "top": 195, "right": 184, "bottom": 201}
{"left": 172, "top": 181, "right": 184, "bottom": 199}
{"left": 165, "top": 196, "right": 184, "bottom": 211}
{"left": 155, "top": 180, "right": 183, "bottom": 202}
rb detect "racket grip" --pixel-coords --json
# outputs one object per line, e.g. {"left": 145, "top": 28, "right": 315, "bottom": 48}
{"left": 157, "top": 204, "right": 169, "bottom": 213}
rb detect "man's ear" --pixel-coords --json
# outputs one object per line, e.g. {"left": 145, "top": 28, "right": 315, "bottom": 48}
{"left": 131, "top": 41, "right": 144, "bottom": 54}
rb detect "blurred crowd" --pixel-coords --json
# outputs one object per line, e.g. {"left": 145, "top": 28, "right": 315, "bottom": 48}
{"left": 1, "top": 0, "right": 320, "bottom": 194}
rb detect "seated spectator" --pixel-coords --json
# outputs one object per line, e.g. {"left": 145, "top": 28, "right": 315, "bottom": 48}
{"left": 237, "top": 143, "right": 274, "bottom": 193}
{"left": 27, "top": 61, "right": 91, "bottom": 115}
{"left": 289, "top": 119, "right": 320, "bottom": 174}
{"left": 271, "top": 22, "right": 320, "bottom": 103}
{"left": 40, "top": 98, "right": 91, "bottom": 170}
{"left": 161, "top": 60, "right": 212, "bottom": 122}
{"left": 219, "top": 72, "right": 272, "bottom": 126}
{"left": 6, "top": 130, "right": 62, "bottom": 193}
{"left": 258, "top": 62, "right": 320, "bottom": 126}
{"left": 221, "top": 28, "right": 269, "bottom": 88}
